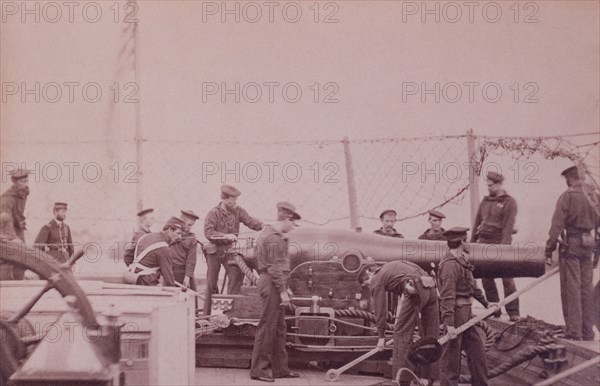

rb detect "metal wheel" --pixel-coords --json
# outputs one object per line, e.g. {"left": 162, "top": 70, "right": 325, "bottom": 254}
{"left": 0, "top": 241, "right": 97, "bottom": 381}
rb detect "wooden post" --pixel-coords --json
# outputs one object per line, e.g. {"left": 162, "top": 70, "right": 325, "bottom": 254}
{"left": 342, "top": 137, "right": 360, "bottom": 230}
{"left": 133, "top": 8, "right": 144, "bottom": 212}
{"left": 466, "top": 129, "right": 480, "bottom": 229}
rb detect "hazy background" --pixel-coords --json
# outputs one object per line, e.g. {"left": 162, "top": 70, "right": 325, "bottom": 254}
{"left": 1, "top": 0, "right": 599, "bottom": 324}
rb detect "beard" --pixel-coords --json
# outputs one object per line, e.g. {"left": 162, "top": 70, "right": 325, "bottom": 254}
{"left": 15, "top": 185, "right": 30, "bottom": 198}
{"left": 55, "top": 214, "right": 66, "bottom": 221}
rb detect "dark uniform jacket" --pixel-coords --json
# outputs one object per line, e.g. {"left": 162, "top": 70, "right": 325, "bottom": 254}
{"left": 471, "top": 190, "right": 517, "bottom": 244}
{"left": 34, "top": 219, "right": 74, "bottom": 263}
{"left": 170, "top": 232, "right": 198, "bottom": 277}
{"left": 547, "top": 182, "right": 599, "bottom": 247}
{"left": 255, "top": 225, "right": 290, "bottom": 294}
{"left": 369, "top": 260, "right": 426, "bottom": 337}
{"left": 373, "top": 227, "right": 404, "bottom": 238}
{"left": 418, "top": 228, "right": 446, "bottom": 240}
{"left": 204, "top": 203, "right": 263, "bottom": 252}
{"left": 124, "top": 226, "right": 151, "bottom": 266}
{"left": 437, "top": 250, "right": 488, "bottom": 327}
{"left": 134, "top": 232, "right": 176, "bottom": 286}
{"left": 0, "top": 185, "right": 28, "bottom": 241}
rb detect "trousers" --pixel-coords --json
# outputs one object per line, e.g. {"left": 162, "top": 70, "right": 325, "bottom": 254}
{"left": 559, "top": 236, "right": 594, "bottom": 339}
{"left": 250, "top": 273, "right": 290, "bottom": 379}
{"left": 478, "top": 236, "right": 519, "bottom": 316}
{"left": 440, "top": 305, "right": 488, "bottom": 386}
{"left": 203, "top": 253, "right": 244, "bottom": 314}
{"left": 393, "top": 282, "right": 439, "bottom": 382}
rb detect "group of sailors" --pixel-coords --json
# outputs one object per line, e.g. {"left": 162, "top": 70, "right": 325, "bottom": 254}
{"left": 1, "top": 165, "right": 598, "bottom": 386}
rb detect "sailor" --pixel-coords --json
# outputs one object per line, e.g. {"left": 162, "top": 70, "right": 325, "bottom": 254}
{"left": 373, "top": 209, "right": 404, "bottom": 238}
{"left": 170, "top": 210, "right": 199, "bottom": 291}
{"left": 203, "top": 184, "right": 264, "bottom": 314}
{"left": 545, "top": 165, "right": 599, "bottom": 341}
{"left": 128, "top": 216, "right": 185, "bottom": 287}
{"left": 471, "top": 171, "right": 520, "bottom": 321}
{"left": 34, "top": 202, "right": 74, "bottom": 264}
{"left": 359, "top": 261, "right": 439, "bottom": 385}
{"left": 0, "top": 168, "right": 31, "bottom": 279}
{"left": 418, "top": 209, "right": 446, "bottom": 240}
{"left": 438, "top": 227, "right": 492, "bottom": 386}
{"left": 124, "top": 208, "right": 155, "bottom": 267}
{"left": 276, "top": 201, "right": 301, "bottom": 223}
{"left": 250, "top": 211, "right": 299, "bottom": 382}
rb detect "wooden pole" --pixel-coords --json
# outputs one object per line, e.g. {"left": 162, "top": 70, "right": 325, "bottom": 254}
{"left": 343, "top": 137, "right": 360, "bottom": 230}
{"left": 534, "top": 355, "right": 600, "bottom": 386}
{"left": 466, "top": 129, "right": 480, "bottom": 229}
{"left": 133, "top": 5, "right": 143, "bottom": 212}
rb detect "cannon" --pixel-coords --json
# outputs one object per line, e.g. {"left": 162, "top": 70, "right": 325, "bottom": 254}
{"left": 198, "top": 227, "right": 546, "bottom": 370}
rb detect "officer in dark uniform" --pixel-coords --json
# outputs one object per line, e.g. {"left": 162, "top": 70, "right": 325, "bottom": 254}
{"left": 34, "top": 202, "right": 74, "bottom": 264}
{"left": 360, "top": 260, "right": 439, "bottom": 385}
{"left": 127, "top": 216, "right": 185, "bottom": 287}
{"left": 545, "top": 165, "right": 599, "bottom": 341}
{"left": 418, "top": 209, "right": 446, "bottom": 240}
{"left": 438, "top": 227, "right": 492, "bottom": 386}
{"left": 203, "top": 185, "right": 263, "bottom": 314}
{"left": 250, "top": 206, "right": 300, "bottom": 383}
{"left": 0, "top": 168, "right": 31, "bottom": 279}
{"left": 124, "top": 208, "right": 155, "bottom": 266}
{"left": 374, "top": 209, "right": 404, "bottom": 238}
{"left": 471, "top": 171, "right": 520, "bottom": 321}
{"left": 170, "top": 210, "right": 199, "bottom": 291}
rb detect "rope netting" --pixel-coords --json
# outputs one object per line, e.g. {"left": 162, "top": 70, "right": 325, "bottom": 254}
{"left": 2, "top": 131, "right": 598, "bottom": 249}
{"left": 475, "top": 133, "right": 600, "bottom": 216}
{"left": 348, "top": 135, "right": 470, "bottom": 223}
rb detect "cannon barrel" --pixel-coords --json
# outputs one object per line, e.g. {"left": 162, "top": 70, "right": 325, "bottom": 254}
{"left": 234, "top": 227, "right": 545, "bottom": 278}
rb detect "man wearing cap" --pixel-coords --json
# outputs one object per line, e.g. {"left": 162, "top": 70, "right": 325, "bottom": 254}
{"left": 438, "top": 227, "right": 491, "bottom": 386}
{"left": 128, "top": 217, "right": 185, "bottom": 287}
{"left": 0, "top": 168, "right": 31, "bottom": 279}
{"left": 124, "top": 208, "right": 155, "bottom": 267}
{"left": 374, "top": 210, "right": 404, "bottom": 238}
{"left": 170, "top": 210, "right": 200, "bottom": 292}
{"left": 250, "top": 214, "right": 299, "bottom": 382}
{"left": 33, "top": 202, "right": 74, "bottom": 264}
{"left": 545, "top": 165, "right": 599, "bottom": 341}
{"left": 471, "top": 170, "right": 520, "bottom": 321}
{"left": 276, "top": 201, "right": 301, "bottom": 222}
{"left": 204, "top": 185, "right": 264, "bottom": 314}
{"left": 418, "top": 210, "right": 446, "bottom": 240}
{"left": 359, "top": 261, "right": 439, "bottom": 385}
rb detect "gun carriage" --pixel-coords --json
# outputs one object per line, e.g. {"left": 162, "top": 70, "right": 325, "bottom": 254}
{"left": 197, "top": 227, "right": 545, "bottom": 371}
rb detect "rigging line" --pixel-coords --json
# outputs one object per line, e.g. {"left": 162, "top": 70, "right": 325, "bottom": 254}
{"left": 476, "top": 131, "right": 598, "bottom": 140}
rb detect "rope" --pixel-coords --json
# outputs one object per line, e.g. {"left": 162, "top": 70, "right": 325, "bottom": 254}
{"left": 396, "top": 367, "right": 427, "bottom": 386}
{"left": 285, "top": 315, "right": 381, "bottom": 332}
{"left": 460, "top": 333, "right": 558, "bottom": 382}
{"left": 286, "top": 343, "right": 389, "bottom": 352}
{"left": 494, "top": 323, "right": 534, "bottom": 352}
{"left": 334, "top": 308, "right": 395, "bottom": 331}
{"left": 288, "top": 332, "right": 384, "bottom": 340}
{"left": 234, "top": 254, "right": 258, "bottom": 285}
